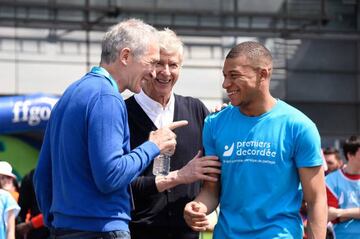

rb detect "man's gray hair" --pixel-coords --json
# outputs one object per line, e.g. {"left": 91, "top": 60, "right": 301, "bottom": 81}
{"left": 158, "top": 28, "right": 184, "bottom": 62}
{"left": 226, "top": 41, "right": 273, "bottom": 68}
{"left": 100, "top": 18, "right": 158, "bottom": 64}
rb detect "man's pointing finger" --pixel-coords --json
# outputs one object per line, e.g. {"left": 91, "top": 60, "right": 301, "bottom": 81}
{"left": 167, "top": 120, "right": 188, "bottom": 130}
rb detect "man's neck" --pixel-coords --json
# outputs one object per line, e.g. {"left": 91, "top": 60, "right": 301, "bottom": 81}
{"left": 344, "top": 164, "right": 360, "bottom": 175}
{"left": 240, "top": 95, "right": 276, "bottom": 117}
{"left": 100, "top": 63, "right": 124, "bottom": 92}
{"left": 143, "top": 89, "right": 171, "bottom": 108}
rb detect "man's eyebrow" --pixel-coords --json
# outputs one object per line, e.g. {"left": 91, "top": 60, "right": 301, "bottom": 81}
{"left": 229, "top": 70, "right": 242, "bottom": 74}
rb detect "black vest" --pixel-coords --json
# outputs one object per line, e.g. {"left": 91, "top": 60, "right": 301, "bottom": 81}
{"left": 125, "top": 94, "right": 209, "bottom": 239}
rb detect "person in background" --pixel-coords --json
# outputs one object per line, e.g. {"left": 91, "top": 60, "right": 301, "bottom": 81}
{"left": 323, "top": 147, "right": 343, "bottom": 175}
{"left": 0, "top": 161, "right": 20, "bottom": 239}
{"left": 34, "top": 18, "right": 187, "bottom": 239}
{"left": 184, "top": 41, "right": 327, "bottom": 239}
{"left": 16, "top": 169, "right": 49, "bottom": 239}
{"left": 326, "top": 135, "right": 360, "bottom": 239}
{"left": 0, "top": 163, "right": 19, "bottom": 203}
{"left": 10, "top": 179, "right": 19, "bottom": 203}
{"left": 126, "top": 28, "right": 221, "bottom": 239}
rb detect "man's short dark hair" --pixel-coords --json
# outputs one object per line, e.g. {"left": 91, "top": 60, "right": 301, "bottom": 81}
{"left": 323, "top": 147, "right": 341, "bottom": 162}
{"left": 342, "top": 135, "right": 360, "bottom": 161}
{"left": 226, "top": 41, "right": 272, "bottom": 69}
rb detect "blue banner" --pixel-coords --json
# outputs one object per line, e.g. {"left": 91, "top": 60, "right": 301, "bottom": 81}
{"left": 0, "top": 93, "right": 59, "bottom": 134}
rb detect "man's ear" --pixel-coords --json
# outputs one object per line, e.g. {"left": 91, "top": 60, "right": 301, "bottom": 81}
{"left": 259, "top": 67, "right": 271, "bottom": 81}
{"left": 260, "top": 68, "right": 269, "bottom": 80}
{"left": 119, "top": 47, "right": 131, "bottom": 66}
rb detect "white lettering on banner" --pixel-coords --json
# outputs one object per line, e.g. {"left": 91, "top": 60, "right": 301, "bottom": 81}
{"left": 223, "top": 139, "right": 277, "bottom": 165}
{"left": 12, "top": 97, "right": 58, "bottom": 126}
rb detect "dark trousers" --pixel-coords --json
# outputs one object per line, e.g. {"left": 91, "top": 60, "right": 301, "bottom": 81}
{"left": 50, "top": 229, "right": 131, "bottom": 239}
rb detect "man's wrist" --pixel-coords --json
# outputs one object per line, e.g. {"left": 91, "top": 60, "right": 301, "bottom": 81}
{"left": 175, "top": 169, "right": 186, "bottom": 184}
{"left": 336, "top": 209, "right": 341, "bottom": 219}
{"left": 155, "top": 170, "right": 180, "bottom": 192}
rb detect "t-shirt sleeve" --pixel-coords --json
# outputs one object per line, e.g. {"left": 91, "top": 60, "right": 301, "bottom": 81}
{"left": 325, "top": 173, "right": 339, "bottom": 208}
{"left": 3, "top": 191, "right": 20, "bottom": 219}
{"left": 203, "top": 116, "right": 217, "bottom": 156}
{"left": 294, "top": 122, "right": 323, "bottom": 168}
{"left": 325, "top": 174, "right": 341, "bottom": 224}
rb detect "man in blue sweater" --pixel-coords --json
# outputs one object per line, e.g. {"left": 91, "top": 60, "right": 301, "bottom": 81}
{"left": 34, "top": 18, "right": 187, "bottom": 239}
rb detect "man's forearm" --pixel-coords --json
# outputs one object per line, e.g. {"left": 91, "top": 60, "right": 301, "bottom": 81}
{"left": 194, "top": 181, "right": 220, "bottom": 215}
{"left": 306, "top": 200, "right": 328, "bottom": 239}
{"left": 329, "top": 207, "right": 360, "bottom": 222}
{"left": 7, "top": 210, "right": 16, "bottom": 239}
{"left": 339, "top": 207, "right": 360, "bottom": 220}
{"left": 299, "top": 166, "right": 327, "bottom": 239}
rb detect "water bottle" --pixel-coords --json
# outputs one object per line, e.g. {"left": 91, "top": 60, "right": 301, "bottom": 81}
{"left": 152, "top": 154, "right": 171, "bottom": 176}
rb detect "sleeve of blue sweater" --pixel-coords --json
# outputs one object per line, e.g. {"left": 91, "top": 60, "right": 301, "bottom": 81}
{"left": 87, "top": 94, "right": 159, "bottom": 194}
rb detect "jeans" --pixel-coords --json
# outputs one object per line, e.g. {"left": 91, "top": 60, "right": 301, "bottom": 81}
{"left": 50, "top": 229, "right": 131, "bottom": 239}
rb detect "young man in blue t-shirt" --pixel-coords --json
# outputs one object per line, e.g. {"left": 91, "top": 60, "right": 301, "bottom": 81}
{"left": 326, "top": 135, "right": 360, "bottom": 239}
{"left": 184, "top": 41, "right": 327, "bottom": 239}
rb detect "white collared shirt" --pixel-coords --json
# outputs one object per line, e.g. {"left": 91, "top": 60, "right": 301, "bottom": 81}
{"left": 134, "top": 90, "right": 175, "bottom": 128}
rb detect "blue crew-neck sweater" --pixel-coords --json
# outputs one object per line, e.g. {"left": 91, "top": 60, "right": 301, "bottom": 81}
{"left": 34, "top": 70, "right": 159, "bottom": 232}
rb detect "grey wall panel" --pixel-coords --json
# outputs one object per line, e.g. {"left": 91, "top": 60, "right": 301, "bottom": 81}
{"left": 286, "top": 72, "right": 356, "bottom": 102}
{"left": 290, "top": 103, "right": 359, "bottom": 136}
{"left": 288, "top": 40, "right": 357, "bottom": 72}
{"left": 284, "top": 39, "right": 360, "bottom": 139}
{"left": 270, "top": 79, "right": 286, "bottom": 99}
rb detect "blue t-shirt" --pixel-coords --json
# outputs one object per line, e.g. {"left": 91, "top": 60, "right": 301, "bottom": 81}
{"left": 0, "top": 189, "right": 20, "bottom": 239}
{"left": 203, "top": 100, "right": 323, "bottom": 239}
{"left": 326, "top": 170, "right": 360, "bottom": 239}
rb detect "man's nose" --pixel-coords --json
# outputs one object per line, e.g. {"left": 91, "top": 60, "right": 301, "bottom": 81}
{"left": 222, "top": 77, "right": 231, "bottom": 89}
{"left": 160, "top": 64, "right": 171, "bottom": 76}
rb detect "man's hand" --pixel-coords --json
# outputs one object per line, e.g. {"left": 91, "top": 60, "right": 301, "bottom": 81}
{"left": 149, "top": 120, "right": 188, "bottom": 155}
{"left": 184, "top": 201, "right": 209, "bottom": 232}
{"left": 211, "top": 103, "right": 228, "bottom": 113}
{"left": 178, "top": 151, "right": 221, "bottom": 184}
